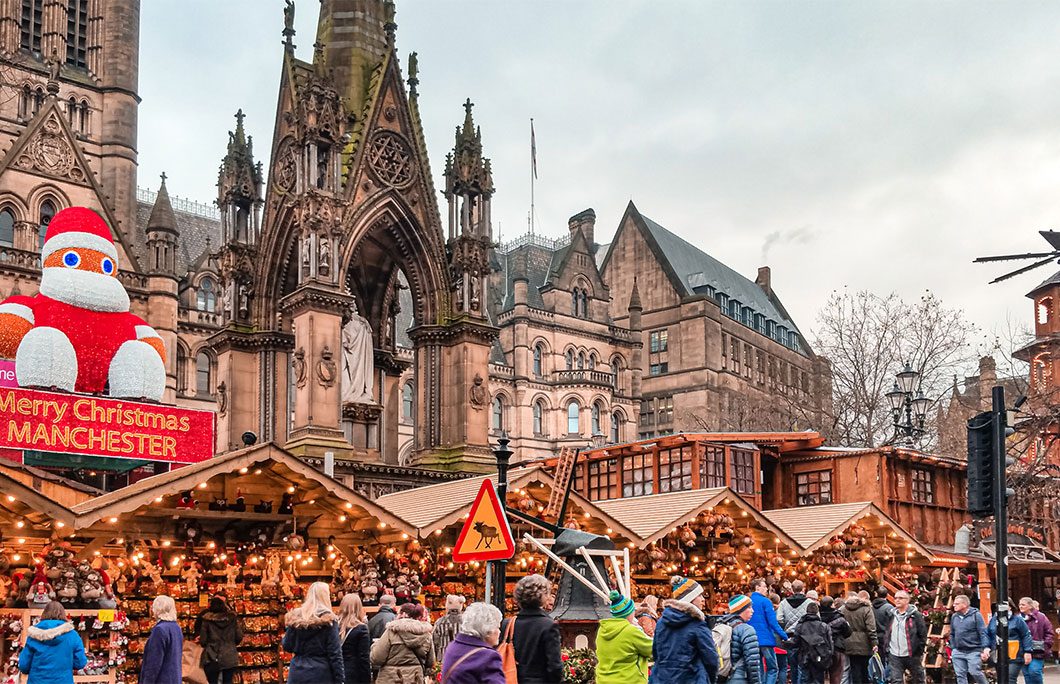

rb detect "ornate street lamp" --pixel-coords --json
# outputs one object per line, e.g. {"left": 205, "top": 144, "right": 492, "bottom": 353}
{"left": 887, "top": 362, "right": 931, "bottom": 443}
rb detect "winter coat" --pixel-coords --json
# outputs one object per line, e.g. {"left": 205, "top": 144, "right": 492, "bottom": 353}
{"left": 197, "top": 609, "right": 244, "bottom": 670}
{"left": 432, "top": 610, "right": 463, "bottom": 663}
{"left": 440, "top": 632, "right": 507, "bottom": 684}
{"left": 784, "top": 614, "right": 833, "bottom": 673}
{"left": 839, "top": 596, "right": 877, "bottom": 656}
{"left": 949, "top": 608, "right": 989, "bottom": 652}
{"left": 635, "top": 609, "right": 658, "bottom": 638}
{"left": 748, "top": 592, "right": 787, "bottom": 647}
{"left": 872, "top": 598, "right": 894, "bottom": 649}
{"left": 368, "top": 606, "right": 398, "bottom": 640}
{"left": 778, "top": 594, "right": 812, "bottom": 632}
{"left": 341, "top": 623, "right": 371, "bottom": 684}
{"left": 140, "top": 620, "right": 183, "bottom": 684}
{"left": 370, "top": 617, "right": 434, "bottom": 684}
{"left": 647, "top": 600, "right": 719, "bottom": 684}
{"left": 988, "top": 613, "right": 1034, "bottom": 660}
{"left": 500, "top": 608, "right": 563, "bottom": 684}
{"left": 1024, "top": 610, "right": 1054, "bottom": 658}
{"left": 884, "top": 607, "right": 926, "bottom": 658}
{"left": 282, "top": 609, "right": 345, "bottom": 684}
{"left": 17, "top": 619, "right": 87, "bottom": 684}
{"left": 595, "top": 617, "right": 654, "bottom": 684}
{"left": 724, "top": 617, "right": 762, "bottom": 684}
{"left": 819, "top": 607, "right": 851, "bottom": 653}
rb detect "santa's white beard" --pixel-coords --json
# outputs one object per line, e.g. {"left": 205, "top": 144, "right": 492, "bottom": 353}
{"left": 39, "top": 267, "right": 130, "bottom": 312}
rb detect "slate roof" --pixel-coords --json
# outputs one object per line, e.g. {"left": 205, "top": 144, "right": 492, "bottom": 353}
{"left": 492, "top": 240, "right": 558, "bottom": 313}
{"left": 1029, "top": 269, "right": 1060, "bottom": 297}
{"left": 134, "top": 198, "right": 221, "bottom": 277}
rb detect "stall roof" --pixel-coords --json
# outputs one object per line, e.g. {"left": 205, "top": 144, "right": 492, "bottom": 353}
{"left": 375, "top": 466, "right": 638, "bottom": 540}
{"left": 593, "top": 487, "right": 802, "bottom": 550}
{"left": 0, "top": 467, "right": 76, "bottom": 530}
{"left": 70, "top": 442, "right": 416, "bottom": 536}
{"left": 763, "top": 501, "right": 932, "bottom": 559}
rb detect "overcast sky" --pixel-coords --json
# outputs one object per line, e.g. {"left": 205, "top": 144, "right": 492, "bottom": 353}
{"left": 138, "top": 1, "right": 1060, "bottom": 364}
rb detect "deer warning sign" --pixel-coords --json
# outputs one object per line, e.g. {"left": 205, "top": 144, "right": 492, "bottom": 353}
{"left": 453, "top": 479, "right": 516, "bottom": 562}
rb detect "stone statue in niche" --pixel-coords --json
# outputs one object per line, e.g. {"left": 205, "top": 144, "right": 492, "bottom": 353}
{"left": 221, "top": 282, "right": 233, "bottom": 318}
{"left": 302, "top": 234, "right": 312, "bottom": 275}
{"left": 341, "top": 302, "right": 374, "bottom": 404}
{"left": 470, "top": 275, "right": 480, "bottom": 313}
{"left": 318, "top": 234, "right": 331, "bottom": 277}
{"left": 238, "top": 284, "right": 249, "bottom": 318}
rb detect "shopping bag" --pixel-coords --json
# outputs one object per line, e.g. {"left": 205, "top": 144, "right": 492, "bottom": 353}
{"left": 182, "top": 641, "right": 209, "bottom": 684}
{"left": 868, "top": 652, "right": 886, "bottom": 684}
{"left": 1008, "top": 640, "right": 1020, "bottom": 660}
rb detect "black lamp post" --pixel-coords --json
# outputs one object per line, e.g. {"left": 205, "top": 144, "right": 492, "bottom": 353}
{"left": 885, "top": 361, "right": 932, "bottom": 443}
{"left": 491, "top": 432, "right": 513, "bottom": 610}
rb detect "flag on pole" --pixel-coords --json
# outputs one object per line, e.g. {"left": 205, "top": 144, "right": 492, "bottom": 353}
{"left": 531, "top": 119, "right": 538, "bottom": 179}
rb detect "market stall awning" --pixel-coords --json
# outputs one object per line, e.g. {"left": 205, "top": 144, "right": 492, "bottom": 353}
{"left": 763, "top": 501, "right": 932, "bottom": 559}
{"left": 594, "top": 487, "right": 802, "bottom": 550}
{"left": 376, "top": 466, "right": 638, "bottom": 541}
{"left": 0, "top": 465, "right": 77, "bottom": 533}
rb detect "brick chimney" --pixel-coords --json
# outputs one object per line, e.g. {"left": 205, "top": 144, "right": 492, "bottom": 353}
{"left": 568, "top": 208, "right": 596, "bottom": 247}
{"left": 756, "top": 266, "right": 772, "bottom": 296}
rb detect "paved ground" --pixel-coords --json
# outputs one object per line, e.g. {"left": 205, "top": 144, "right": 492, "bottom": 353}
{"left": 1047, "top": 664, "right": 1060, "bottom": 684}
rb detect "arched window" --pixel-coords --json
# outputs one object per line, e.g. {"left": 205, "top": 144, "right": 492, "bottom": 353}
{"left": 611, "top": 412, "right": 621, "bottom": 443}
{"left": 0, "top": 209, "right": 14, "bottom": 247}
{"left": 67, "top": 97, "right": 76, "bottom": 126}
{"left": 79, "top": 100, "right": 87, "bottom": 133}
{"left": 588, "top": 354, "right": 597, "bottom": 371}
{"left": 572, "top": 290, "right": 579, "bottom": 316}
{"left": 175, "top": 346, "right": 187, "bottom": 394}
{"left": 533, "top": 344, "right": 543, "bottom": 377}
{"left": 577, "top": 352, "right": 585, "bottom": 370}
{"left": 38, "top": 200, "right": 55, "bottom": 250}
{"left": 591, "top": 402, "right": 601, "bottom": 435}
{"left": 567, "top": 401, "right": 580, "bottom": 435}
{"left": 195, "top": 353, "right": 211, "bottom": 395}
{"left": 611, "top": 360, "right": 620, "bottom": 388}
{"left": 197, "top": 278, "right": 216, "bottom": 312}
{"left": 402, "top": 382, "right": 414, "bottom": 421}
{"left": 566, "top": 349, "right": 574, "bottom": 371}
{"left": 493, "top": 396, "right": 504, "bottom": 431}
{"left": 580, "top": 291, "right": 588, "bottom": 318}
{"left": 533, "top": 401, "right": 544, "bottom": 435}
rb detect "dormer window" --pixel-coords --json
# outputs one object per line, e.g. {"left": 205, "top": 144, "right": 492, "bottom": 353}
{"left": 1039, "top": 297, "right": 1052, "bottom": 325}
{"left": 197, "top": 278, "right": 216, "bottom": 312}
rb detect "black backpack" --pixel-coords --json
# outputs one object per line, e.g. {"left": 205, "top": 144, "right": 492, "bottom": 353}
{"left": 802, "top": 626, "right": 834, "bottom": 670}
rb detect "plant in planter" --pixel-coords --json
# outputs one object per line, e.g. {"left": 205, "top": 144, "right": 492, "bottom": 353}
{"left": 561, "top": 648, "right": 597, "bottom": 684}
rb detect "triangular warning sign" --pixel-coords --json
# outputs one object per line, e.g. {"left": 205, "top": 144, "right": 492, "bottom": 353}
{"left": 453, "top": 479, "right": 515, "bottom": 562}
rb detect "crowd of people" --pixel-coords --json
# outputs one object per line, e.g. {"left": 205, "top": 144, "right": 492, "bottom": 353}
{"left": 12, "top": 575, "right": 1060, "bottom": 684}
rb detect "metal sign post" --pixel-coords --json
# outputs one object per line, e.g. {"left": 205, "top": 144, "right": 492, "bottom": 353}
{"left": 992, "top": 386, "right": 1009, "bottom": 684}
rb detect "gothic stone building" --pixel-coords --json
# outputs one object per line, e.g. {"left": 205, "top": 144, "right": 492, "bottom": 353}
{"left": 0, "top": 0, "right": 830, "bottom": 484}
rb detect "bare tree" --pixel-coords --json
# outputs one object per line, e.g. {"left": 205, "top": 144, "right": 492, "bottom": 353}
{"left": 811, "top": 289, "right": 978, "bottom": 449}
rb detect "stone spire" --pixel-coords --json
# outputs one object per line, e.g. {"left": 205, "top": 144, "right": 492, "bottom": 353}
{"left": 217, "top": 109, "right": 263, "bottom": 246}
{"left": 146, "top": 173, "right": 178, "bottom": 275}
{"left": 628, "top": 276, "right": 642, "bottom": 311}
{"left": 315, "top": 0, "right": 391, "bottom": 118}
{"left": 444, "top": 99, "right": 494, "bottom": 240}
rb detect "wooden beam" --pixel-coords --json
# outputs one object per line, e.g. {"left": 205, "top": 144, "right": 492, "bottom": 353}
{"left": 75, "top": 537, "right": 109, "bottom": 560}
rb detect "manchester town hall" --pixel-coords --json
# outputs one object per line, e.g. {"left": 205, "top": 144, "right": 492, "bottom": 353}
{"left": 0, "top": 0, "right": 831, "bottom": 494}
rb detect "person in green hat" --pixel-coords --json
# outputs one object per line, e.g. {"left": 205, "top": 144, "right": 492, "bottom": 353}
{"left": 595, "top": 590, "right": 655, "bottom": 684}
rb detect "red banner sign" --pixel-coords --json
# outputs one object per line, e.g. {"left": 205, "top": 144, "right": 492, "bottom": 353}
{"left": 0, "top": 386, "right": 214, "bottom": 464}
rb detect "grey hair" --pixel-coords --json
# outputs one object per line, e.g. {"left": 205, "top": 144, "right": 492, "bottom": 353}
{"left": 1019, "top": 596, "right": 1035, "bottom": 606}
{"left": 152, "top": 595, "right": 177, "bottom": 621}
{"left": 894, "top": 590, "right": 910, "bottom": 600}
{"left": 791, "top": 580, "right": 805, "bottom": 593}
{"left": 953, "top": 594, "right": 970, "bottom": 604}
{"left": 379, "top": 594, "right": 396, "bottom": 607}
{"left": 514, "top": 574, "right": 551, "bottom": 609}
{"left": 460, "top": 602, "right": 502, "bottom": 639}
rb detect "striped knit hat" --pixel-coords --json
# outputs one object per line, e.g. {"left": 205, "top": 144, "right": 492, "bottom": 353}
{"left": 609, "top": 590, "right": 635, "bottom": 619}
{"left": 729, "top": 594, "right": 753, "bottom": 615}
{"left": 671, "top": 575, "right": 704, "bottom": 603}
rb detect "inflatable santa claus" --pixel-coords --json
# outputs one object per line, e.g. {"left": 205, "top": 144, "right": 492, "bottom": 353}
{"left": 0, "top": 206, "right": 166, "bottom": 401}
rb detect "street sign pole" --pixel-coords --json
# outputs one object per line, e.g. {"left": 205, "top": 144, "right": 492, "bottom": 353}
{"left": 492, "top": 433, "right": 513, "bottom": 611}
{"left": 993, "top": 386, "right": 1009, "bottom": 684}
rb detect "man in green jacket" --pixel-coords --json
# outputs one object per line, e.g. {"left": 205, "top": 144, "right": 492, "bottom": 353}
{"left": 596, "top": 590, "right": 655, "bottom": 684}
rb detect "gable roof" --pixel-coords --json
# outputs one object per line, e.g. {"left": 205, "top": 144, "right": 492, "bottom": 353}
{"left": 762, "top": 501, "right": 931, "bottom": 559}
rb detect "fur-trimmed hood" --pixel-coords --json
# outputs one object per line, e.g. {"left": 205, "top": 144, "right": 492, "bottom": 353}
{"left": 385, "top": 617, "right": 433, "bottom": 636}
{"left": 284, "top": 609, "right": 339, "bottom": 629}
{"left": 843, "top": 595, "right": 871, "bottom": 609}
{"left": 662, "top": 599, "right": 706, "bottom": 622}
{"left": 27, "top": 619, "right": 74, "bottom": 642}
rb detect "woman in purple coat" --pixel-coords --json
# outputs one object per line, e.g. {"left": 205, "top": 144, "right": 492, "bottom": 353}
{"left": 439, "top": 602, "right": 506, "bottom": 684}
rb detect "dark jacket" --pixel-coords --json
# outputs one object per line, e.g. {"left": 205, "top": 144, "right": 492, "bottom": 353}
{"left": 197, "top": 610, "right": 244, "bottom": 670}
{"left": 778, "top": 594, "right": 811, "bottom": 632}
{"left": 724, "top": 617, "right": 762, "bottom": 684}
{"left": 648, "top": 600, "right": 719, "bottom": 684}
{"left": 140, "top": 620, "right": 183, "bottom": 684}
{"left": 819, "top": 607, "right": 851, "bottom": 653}
{"left": 282, "top": 609, "right": 345, "bottom": 684}
{"left": 433, "top": 610, "right": 463, "bottom": 663}
{"left": 18, "top": 619, "right": 87, "bottom": 684}
{"left": 884, "top": 608, "right": 926, "bottom": 658}
{"left": 748, "top": 592, "right": 787, "bottom": 647}
{"left": 368, "top": 606, "right": 398, "bottom": 640}
{"left": 949, "top": 608, "right": 989, "bottom": 652}
{"left": 500, "top": 608, "right": 563, "bottom": 684}
{"left": 872, "top": 598, "right": 894, "bottom": 649}
{"left": 988, "top": 613, "right": 1034, "bottom": 659}
{"left": 341, "top": 623, "right": 371, "bottom": 684}
{"left": 784, "top": 614, "right": 833, "bottom": 672}
{"left": 441, "top": 633, "right": 507, "bottom": 684}
{"left": 1024, "top": 610, "right": 1055, "bottom": 658}
{"left": 839, "top": 596, "right": 877, "bottom": 656}
{"left": 370, "top": 617, "right": 434, "bottom": 684}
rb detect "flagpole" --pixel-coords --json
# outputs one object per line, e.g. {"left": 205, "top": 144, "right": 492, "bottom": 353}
{"left": 530, "top": 117, "right": 536, "bottom": 236}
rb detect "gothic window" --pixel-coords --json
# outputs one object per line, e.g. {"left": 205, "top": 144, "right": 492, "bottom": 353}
{"left": 20, "top": 0, "right": 42, "bottom": 53}
{"left": 577, "top": 352, "right": 585, "bottom": 370}
{"left": 67, "top": 97, "right": 76, "bottom": 126}
{"left": 611, "top": 360, "right": 620, "bottom": 388}
{"left": 197, "top": 278, "right": 216, "bottom": 312}
{"left": 1039, "top": 298, "right": 1053, "bottom": 325}
{"left": 580, "top": 291, "right": 588, "bottom": 318}
{"left": 591, "top": 401, "right": 602, "bottom": 435}
{"left": 588, "top": 354, "right": 596, "bottom": 371}
{"left": 38, "top": 200, "right": 55, "bottom": 250}
{"left": 492, "top": 396, "right": 504, "bottom": 431}
{"left": 195, "top": 352, "right": 211, "bottom": 396}
{"left": 175, "top": 346, "right": 187, "bottom": 394}
{"left": 65, "top": 0, "right": 88, "bottom": 68}
{"left": 571, "top": 290, "right": 579, "bottom": 316}
{"left": 235, "top": 206, "right": 249, "bottom": 242}
{"left": 402, "top": 382, "right": 414, "bottom": 422}
{"left": 567, "top": 401, "right": 580, "bottom": 435}
{"left": 610, "top": 412, "right": 621, "bottom": 443}
{"left": 565, "top": 349, "right": 573, "bottom": 371}
{"left": 0, "top": 210, "right": 14, "bottom": 247}
{"left": 533, "top": 401, "right": 544, "bottom": 435}
{"left": 533, "top": 344, "right": 543, "bottom": 377}
{"left": 316, "top": 144, "right": 330, "bottom": 190}
{"left": 78, "top": 100, "right": 87, "bottom": 132}
{"left": 20, "top": 86, "right": 31, "bottom": 119}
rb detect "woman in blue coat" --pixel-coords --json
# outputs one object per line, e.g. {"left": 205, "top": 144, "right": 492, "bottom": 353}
{"left": 141, "top": 595, "right": 183, "bottom": 684}
{"left": 18, "top": 601, "right": 87, "bottom": 684}
{"left": 282, "top": 581, "right": 345, "bottom": 684}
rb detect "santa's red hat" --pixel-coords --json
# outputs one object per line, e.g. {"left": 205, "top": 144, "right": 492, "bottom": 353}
{"left": 40, "top": 207, "right": 118, "bottom": 262}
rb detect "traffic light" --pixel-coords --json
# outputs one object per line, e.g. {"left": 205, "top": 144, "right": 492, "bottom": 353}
{"left": 967, "top": 411, "right": 994, "bottom": 517}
